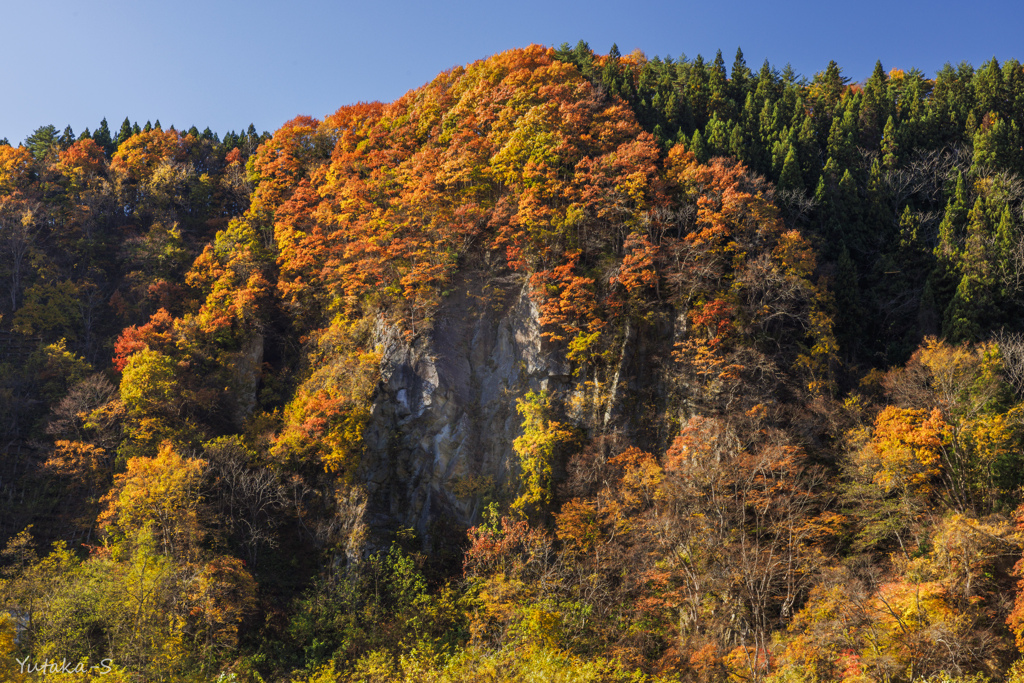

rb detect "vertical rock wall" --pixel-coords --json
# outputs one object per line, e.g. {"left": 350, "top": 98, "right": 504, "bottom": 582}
{"left": 360, "top": 276, "right": 572, "bottom": 533}
{"left": 359, "top": 271, "right": 679, "bottom": 539}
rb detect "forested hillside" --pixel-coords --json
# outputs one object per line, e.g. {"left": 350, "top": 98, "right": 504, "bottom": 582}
{"left": 4, "top": 42, "right": 1024, "bottom": 682}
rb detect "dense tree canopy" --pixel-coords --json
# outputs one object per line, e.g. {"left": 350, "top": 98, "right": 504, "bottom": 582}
{"left": 4, "top": 44, "right": 1024, "bottom": 683}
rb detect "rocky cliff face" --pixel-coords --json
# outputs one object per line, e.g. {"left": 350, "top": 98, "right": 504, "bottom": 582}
{"left": 360, "top": 272, "right": 572, "bottom": 534}
{"left": 360, "top": 270, "right": 679, "bottom": 537}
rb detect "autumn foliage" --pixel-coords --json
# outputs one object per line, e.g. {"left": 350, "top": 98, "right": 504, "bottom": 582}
{"left": 7, "top": 44, "right": 1024, "bottom": 683}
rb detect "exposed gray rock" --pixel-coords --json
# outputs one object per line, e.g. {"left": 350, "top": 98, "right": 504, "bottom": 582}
{"left": 358, "top": 270, "right": 680, "bottom": 542}
{"left": 361, "top": 274, "right": 568, "bottom": 535}
{"left": 226, "top": 333, "right": 264, "bottom": 429}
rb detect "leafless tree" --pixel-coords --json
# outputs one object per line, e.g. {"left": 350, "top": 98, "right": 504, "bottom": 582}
{"left": 47, "top": 373, "right": 120, "bottom": 446}
{"left": 774, "top": 187, "right": 819, "bottom": 229}
{"left": 205, "top": 438, "right": 286, "bottom": 567}
{"left": 0, "top": 197, "right": 37, "bottom": 312}
{"left": 657, "top": 419, "right": 832, "bottom": 680}
{"left": 994, "top": 329, "right": 1024, "bottom": 398}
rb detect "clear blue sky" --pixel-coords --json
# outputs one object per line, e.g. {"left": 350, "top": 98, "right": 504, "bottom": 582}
{"left": 3, "top": 0, "right": 1021, "bottom": 145}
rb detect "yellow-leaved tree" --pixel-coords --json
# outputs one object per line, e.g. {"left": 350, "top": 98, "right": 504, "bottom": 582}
{"left": 99, "top": 441, "right": 207, "bottom": 559}
{"left": 511, "top": 390, "right": 574, "bottom": 519}
{"left": 882, "top": 337, "right": 1024, "bottom": 513}
{"left": 0, "top": 610, "right": 27, "bottom": 683}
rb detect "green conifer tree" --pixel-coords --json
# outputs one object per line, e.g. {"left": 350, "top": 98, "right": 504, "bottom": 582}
{"left": 881, "top": 116, "right": 899, "bottom": 168}
{"left": 728, "top": 123, "right": 746, "bottom": 164}
{"left": 860, "top": 60, "right": 890, "bottom": 146}
{"left": 730, "top": 47, "right": 751, "bottom": 103}
{"left": 116, "top": 117, "right": 133, "bottom": 147}
{"left": 943, "top": 274, "right": 986, "bottom": 342}
{"left": 93, "top": 118, "right": 114, "bottom": 156}
{"left": 918, "top": 278, "right": 940, "bottom": 336}
{"left": 826, "top": 106, "right": 858, "bottom": 169}
{"left": 778, "top": 146, "right": 803, "bottom": 192}
{"left": 704, "top": 115, "right": 730, "bottom": 156}
{"left": 708, "top": 49, "right": 732, "bottom": 120}
{"left": 690, "top": 128, "right": 708, "bottom": 164}
{"left": 59, "top": 125, "right": 75, "bottom": 148}
{"left": 834, "top": 241, "right": 864, "bottom": 357}
{"left": 995, "top": 204, "right": 1018, "bottom": 299}
{"left": 25, "top": 124, "right": 59, "bottom": 160}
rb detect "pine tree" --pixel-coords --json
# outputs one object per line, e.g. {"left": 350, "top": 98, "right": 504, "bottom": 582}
{"left": 815, "top": 158, "right": 838, "bottom": 215}
{"left": 936, "top": 174, "right": 968, "bottom": 251}
{"left": 25, "top": 125, "right": 59, "bottom": 160}
{"left": 973, "top": 113, "right": 1020, "bottom": 172}
{"left": 781, "top": 63, "right": 798, "bottom": 85}
{"left": 572, "top": 40, "right": 594, "bottom": 78}
{"left": 965, "top": 194, "right": 991, "bottom": 240}
{"left": 837, "top": 169, "right": 865, "bottom": 252}
{"left": 860, "top": 60, "right": 890, "bottom": 146}
{"left": 826, "top": 106, "right": 858, "bottom": 169}
{"left": 943, "top": 274, "right": 986, "bottom": 342}
{"left": 687, "top": 55, "right": 710, "bottom": 129}
{"left": 865, "top": 158, "right": 893, "bottom": 249}
{"left": 833, "top": 241, "right": 864, "bottom": 357}
{"left": 690, "top": 128, "right": 708, "bottom": 164}
{"left": 996, "top": 204, "right": 1016, "bottom": 264}
{"left": 116, "top": 117, "right": 134, "bottom": 147}
{"left": 881, "top": 115, "right": 899, "bottom": 168}
{"left": 778, "top": 146, "right": 803, "bottom": 191}
{"left": 995, "top": 204, "right": 1018, "bottom": 298}
{"left": 931, "top": 62, "right": 975, "bottom": 143}
{"left": 811, "top": 60, "right": 846, "bottom": 122}
{"left": 728, "top": 123, "right": 746, "bottom": 164}
{"left": 932, "top": 195, "right": 964, "bottom": 313}
{"left": 602, "top": 44, "right": 623, "bottom": 100}
{"left": 59, "top": 125, "right": 75, "bottom": 148}
{"left": 918, "top": 278, "right": 940, "bottom": 337}
{"left": 704, "top": 115, "right": 730, "bottom": 156}
{"left": 897, "top": 207, "right": 927, "bottom": 267}
{"left": 708, "top": 49, "right": 732, "bottom": 120}
{"left": 1005, "top": 59, "right": 1024, "bottom": 123}
{"left": 796, "top": 112, "right": 818, "bottom": 187}
{"left": 93, "top": 118, "right": 114, "bottom": 156}
{"left": 942, "top": 196, "right": 999, "bottom": 340}
{"left": 973, "top": 57, "right": 1006, "bottom": 121}
{"left": 751, "top": 60, "right": 777, "bottom": 121}
{"left": 730, "top": 47, "right": 751, "bottom": 103}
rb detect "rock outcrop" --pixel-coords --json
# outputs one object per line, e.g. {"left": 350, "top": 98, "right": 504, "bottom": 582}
{"left": 360, "top": 270, "right": 681, "bottom": 538}
{"left": 361, "top": 273, "right": 575, "bottom": 534}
